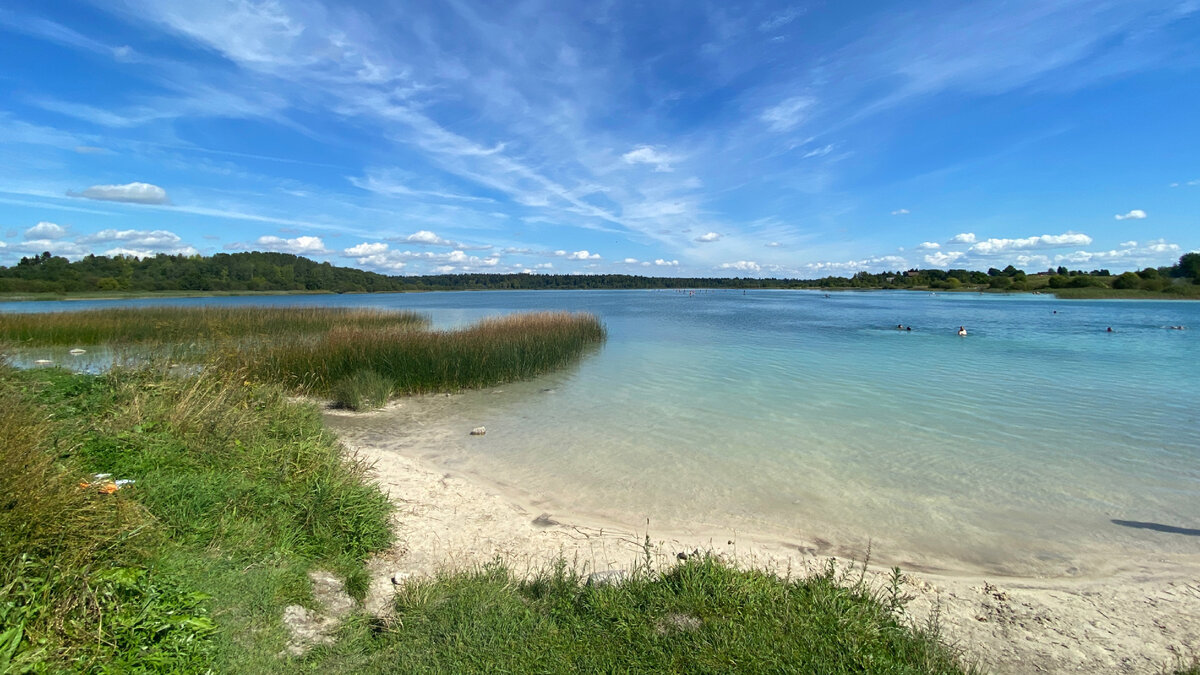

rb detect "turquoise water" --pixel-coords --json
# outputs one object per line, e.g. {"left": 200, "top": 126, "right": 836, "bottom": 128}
{"left": 6, "top": 290, "right": 1198, "bottom": 576}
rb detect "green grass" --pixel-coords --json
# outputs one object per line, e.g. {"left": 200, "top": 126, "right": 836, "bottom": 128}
{"left": 0, "top": 305, "right": 428, "bottom": 346}
{"left": 0, "top": 364, "right": 980, "bottom": 673}
{"left": 312, "top": 557, "right": 971, "bottom": 674}
{"left": 0, "top": 365, "right": 393, "bottom": 671}
{"left": 330, "top": 370, "right": 394, "bottom": 410}
{"left": 236, "top": 310, "right": 607, "bottom": 396}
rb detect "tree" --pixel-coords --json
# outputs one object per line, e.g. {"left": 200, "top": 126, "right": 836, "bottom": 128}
{"left": 1112, "top": 271, "right": 1141, "bottom": 289}
{"left": 1175, "top": 253, "right": 1200, "bottom": 279}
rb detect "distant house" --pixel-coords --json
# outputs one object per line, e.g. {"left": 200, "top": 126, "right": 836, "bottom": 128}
{"left": 905, "top": 270, "right": 920, "bottom": 277}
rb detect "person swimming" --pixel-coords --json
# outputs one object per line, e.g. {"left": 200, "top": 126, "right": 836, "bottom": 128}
{"left": 1107, "top": 327, "right": 1113, "bottom": 332}
{"left": 957, "top": 326, "right": 967, "bottom": 336}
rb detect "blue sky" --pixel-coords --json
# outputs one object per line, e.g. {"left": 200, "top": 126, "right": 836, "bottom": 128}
{"left": 1, "top": 0, "right": 1198, "bottom": 277}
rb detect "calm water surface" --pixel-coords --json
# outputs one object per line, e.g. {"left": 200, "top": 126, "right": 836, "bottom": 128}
{"left": 6, "top": 290, "right": 1198, "bottom": 576}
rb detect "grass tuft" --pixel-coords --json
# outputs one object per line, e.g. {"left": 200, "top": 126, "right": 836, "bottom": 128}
{"left": 331, "top": 370, "right": 394, "bottom": 411}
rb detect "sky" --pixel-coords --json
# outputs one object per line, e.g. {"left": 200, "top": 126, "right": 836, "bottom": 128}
{"left": 1, "top": 0, "right": 1198, "bottom": 277}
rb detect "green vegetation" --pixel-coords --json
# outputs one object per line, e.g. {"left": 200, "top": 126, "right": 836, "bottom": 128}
{"left": 0, "top": 305, "right": 426, "bottom": 346}
{"left": 316, "top": 557, "right": 970, "bottom": 674}
{"left": 3, "top": 250, "right": 1197, "bottom": 298}
{"left": 1, "top": 363, "right": 975, "bottom": 673}
{"left": 0, "top": 365, "right": 392, "bottom": 672}
{"left": 330, "top": 370, "right": 394, "bottom": 411}
{"left": 237, "top": 311, "right": 606, "bottom": 397}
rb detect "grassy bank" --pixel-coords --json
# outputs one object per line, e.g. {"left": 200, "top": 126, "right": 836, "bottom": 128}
{"left": 0, "top": 365, "right": 979, "bottom": 673}
{"left": 0, "top": 365, "right": 393, "bottom": 672}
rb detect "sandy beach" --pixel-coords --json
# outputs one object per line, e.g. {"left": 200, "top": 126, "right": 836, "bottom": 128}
{"left": 329, "top": 404, "right": 1200, "bottom": 675}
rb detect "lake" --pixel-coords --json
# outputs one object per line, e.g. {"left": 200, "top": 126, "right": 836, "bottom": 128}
{"left": 6, "top": 289, "right": 1198, "bottom": 576}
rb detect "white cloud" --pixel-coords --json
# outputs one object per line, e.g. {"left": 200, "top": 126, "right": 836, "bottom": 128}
{"left": 567, "top": 250, "right": 600, "bottom": 260}
{"left": 104, "top": 246, "right": 199, "bottom": 258}
{"left": 917, "top": 241, "right": 940, "bottom": 250}
{"left": 654, "top": 259, "right": 679, "bottom": 266}
{"left": 891, "top": 209, "right": 910, "bottom": 216}
{"left": 621, "top": 257, "right": 639, "bottom": 264}
{"left": 405, "top": 230, "right": 453, "bottom": 246}
{"left": 621, "top": 145, "right": 675, "bottom": 172}
{"left": 25, "top": 221, "right": 67, "bottom": 240}
{"left": 75, "top": 182, "right": 169, "bottom": 205}
{"left": 760, "top": 6, "right": 806, "bottom": 32}
{"left": 805, "top": 255, "right": 907, "bottom": 273}
{"left": 1120, "top": 240, "right": 1138, "bottom": 247}
{"left": 79, "top": 229, "right": 185, "bottom": 248}
{"left": 718, "top": 261, "right": 761, "bottom": 272}
{"left": 694, "top": 232, "right": 721, "bottom": 243}
{"left": 765, "top": 242, "right": 782, "bottom": 248}
{"left": 762, "top": 96, "right": 815, "bottom": 132}
{"left": 924, "top": 251, "right": 966, "bottom": 267}
{"left": 969, "top": 232, "right": 1093, "bottom": 255}
{"left": 344, "top": 242, "right": 389, "bottom": 256}
{"left": 251, "top": 235, "right": 328, "bottom": 254}
{"left": 949, "top": 233, "right": 977, "bottom": 244}
{"left": 801, "top": 144, "right": 834, "bottom": 158}
{"left": 1114, "top": 209, "right": 1147, "bottom": 220}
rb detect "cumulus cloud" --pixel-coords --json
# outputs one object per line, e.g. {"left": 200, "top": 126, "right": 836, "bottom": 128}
{"left": 344, "top": 242, "right": 389, "bottom": 256}
{"left": 761, "top": 96, "right": 815, "bottom": 132}
{"left": 949, "top": 233, "right": 977, "bottom": 244}
{"left": 891, "top": 209, "right": 910, "bottom": 216}
{"left": 654, "top": 259, "right": 679, "bottom": 266}
{"left": 621, "top": 257, "right": 639, "bottom": 264}
{"left": 78, "top": 228, "right": 186, "bottom": 248}
{"left": 718, "top": 261, "right": 761, "bottom": 272}
{"left": 25, "top": 221, "right": 67, "bottom": 240}
{"left": 567, "top": 250, "right": 600, "bottom": 260}
{"left": 75, "top": 182, "right": 169, "bottom": 205}
{"left": 968, "top": 232, "right": 1093, "bottom": 255}
{"left": 917, "top": 241, "right": 940, "bottom": 250}
{"left": 694, "top": 232, "right": 721, "bottom": 243}
{"left": 405, "top": 230, "right": 453, "bottom": 246}
{"left": 805, "top": 255, "right": 907, "bottom": 273}
{"left": 765, "top": 242, "right": 782, "bottom": 248}
{"left": 924, "top": 251, "right": 965, "bottom": 267}
{"left": 250, "top": 235, "right": 328, "bottom": 254}
{"left": 103, "top": 245, "right": 199, "bottom": 258}
{"left": 622, "top": 145, "right": 675, "bottom": 172}
{"left": 1120, "top": 240, "right": 1137, "bottom": 248}
{"left": 1114, "top": 209, "right": 1147, "bottom": 220}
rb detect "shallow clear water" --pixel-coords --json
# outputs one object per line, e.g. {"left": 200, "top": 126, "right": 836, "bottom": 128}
{"left": 6, "top": 290, "right": 1198, "bottom": 576}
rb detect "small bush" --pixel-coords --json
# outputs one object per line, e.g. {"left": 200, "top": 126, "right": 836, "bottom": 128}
{"left": 331, "top": 370, "right": 394, "bottom": 410}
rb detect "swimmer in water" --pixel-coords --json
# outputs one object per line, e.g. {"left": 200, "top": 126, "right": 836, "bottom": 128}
{"left": 957, "top": 326, "right": 967, "bottom": 336}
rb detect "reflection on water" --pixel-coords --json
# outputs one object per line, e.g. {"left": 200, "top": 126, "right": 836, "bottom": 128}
{"left": 6, "top": 290, "right": 1199, "bottom": 576}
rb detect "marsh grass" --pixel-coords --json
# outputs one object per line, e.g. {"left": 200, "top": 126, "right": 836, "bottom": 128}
{"left": 239, "top": 311, "right": 607, "bottom": 396}
{"left": 331, "top": 370, "right": 394, "bottom": 410}
{"left": 0, "top": 306, "right": 428, "bottom": 346}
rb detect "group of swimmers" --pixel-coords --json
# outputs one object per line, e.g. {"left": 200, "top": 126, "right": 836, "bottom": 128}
{"left": 894, "top": 323, "right": 968, "bottom": 335}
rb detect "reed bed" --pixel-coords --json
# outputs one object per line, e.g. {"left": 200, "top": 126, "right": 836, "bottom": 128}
{"left": 0, "top": 306, "right": 429, "bottom": 346}
{"left": 239, "top": 311, "right": 606, "bottom": 396}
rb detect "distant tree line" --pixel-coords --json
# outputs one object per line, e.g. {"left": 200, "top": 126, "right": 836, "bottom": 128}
{"left": 1, "top": 250, "right": 1197, "bottom": 295}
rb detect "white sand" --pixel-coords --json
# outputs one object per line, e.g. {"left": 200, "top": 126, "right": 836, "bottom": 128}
{"left": 333, "top": 410, "right": 1200, "bottom": 674}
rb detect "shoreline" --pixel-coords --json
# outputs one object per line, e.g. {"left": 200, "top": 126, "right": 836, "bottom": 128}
{"left": 331, "top": 412, "right": 1200, "bottom": 674}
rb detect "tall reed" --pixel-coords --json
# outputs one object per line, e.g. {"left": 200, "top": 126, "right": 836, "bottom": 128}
{"left": 238, "top": 311, "right": 606, "bottom": 395}
{"left": 0, "top": 306, "right": 428, "bottom": 346}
